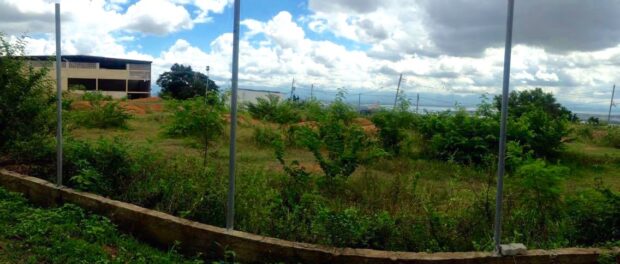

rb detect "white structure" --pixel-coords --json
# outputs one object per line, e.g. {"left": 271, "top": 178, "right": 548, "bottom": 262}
{"left": 238, "top": 88, "right": 286, "bottom": 104}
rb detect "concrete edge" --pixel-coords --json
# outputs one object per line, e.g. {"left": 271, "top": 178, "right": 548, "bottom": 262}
{"left": 0, "top": 169, "right": 617, "bottom": 263}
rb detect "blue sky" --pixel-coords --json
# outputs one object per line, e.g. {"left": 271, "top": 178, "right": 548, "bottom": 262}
{"left": 1, "top": 0, "right": 619, "bottom": 114}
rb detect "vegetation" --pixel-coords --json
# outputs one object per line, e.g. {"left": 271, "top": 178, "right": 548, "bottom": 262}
{"left": 0, "top": 35, "right": 55, "bottom": 163}
{"left": 1, "top": 38, "right": 619, "bottom": 259}
{"left": 0, "top": 187, "right": 203, "bottom": 263}
{"left": 157, "top": 64, "right": 218, "bottom": 100}
{"left": 71, "top": 91, "right": 131, "bottom": 129}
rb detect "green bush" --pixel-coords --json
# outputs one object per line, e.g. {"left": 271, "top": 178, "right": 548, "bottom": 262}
{"left": 0, "top": 35, "right": 55, "bottom": 159}
{"left": 567, "top": 186, "right": 619, "bottom": 245}
{"left": 371, "top": 109, "right": 417, "bottom": 156}
{"left": 246, "top": 94, "right": 301, "bottom": 124}
{"left": 602, "top": 126, "right": 620, "bottom": 148}
{"left": 165, "top": 95, "right": 225, "bottom": 143}
{"left": 253, "top": 126, "right": 281, "bottom": 147}
{"left": 71, "top": 92, "right": 130, "bottom": 129}
{"left": 295, "top": 99, "right": 384, "bottom": 180}
{"left": 416, "top": 109, "right": 498, "bottom": 164}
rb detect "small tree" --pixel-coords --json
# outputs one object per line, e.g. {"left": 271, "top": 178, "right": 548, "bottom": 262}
{"left": 165, "top": 93, "right": 225, "bottom": 165}
{"left": 0, "top": 34, "right": 55, "bottom": 161}
{"left": 157, "top": 64, "right": 218, "bottom": 100}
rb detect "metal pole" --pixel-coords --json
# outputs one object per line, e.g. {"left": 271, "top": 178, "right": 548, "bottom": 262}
{"left": 55, "top": 2, "right": 63, "bottom": 187}
{"left": 393, "top": 74, "right": 402, "bottom": 110}
{"left": 608, "top": 84, "right": 616, "bottom": 125}
{"left": 494, "top": 0, "right": 515, "bottom": 255}
{"left": 290, "top": 78, "right": 295, "bottom": 99}
{"left": 358, "top": 93, "right": 361, "bottom": 113}
{"left": 226, "top": 0, "right": 241, "bottom": 231}
{"left": 311, "top": 84, "right": 314, "bottom": 100}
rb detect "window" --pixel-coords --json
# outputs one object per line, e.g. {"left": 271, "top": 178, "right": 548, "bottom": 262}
{"left": 98, "top": 79, "right": 126, "bottom": 91}
{"left": 128, "top": 80, "right": 150, "bottom": 92}
{"left": 68, "top": 78, "right": 96, "bottom": 91}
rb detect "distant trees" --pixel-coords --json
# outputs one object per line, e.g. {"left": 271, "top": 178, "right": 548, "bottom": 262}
{"left": 156, "top": 64, "right": 218, "bottom": 100}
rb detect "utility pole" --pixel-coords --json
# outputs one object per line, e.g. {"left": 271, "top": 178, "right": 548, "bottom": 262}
{"left": 393, "top": 73, "right": 403, "bottom": 110}
{"left": 494, "top": 0, "right": 515, "bottom": 255}
{"left": 290, "top": 78, "right": 295, "bottom": 99}
{"left": 608, "top": 84, "right": 616, "bottom": 125}
{"left": 311, "top": 84, "right": 314, "bottom": 100}
{"left": 226, "top": 0, "right": 241, "bottom": 231}
{"left": 55, "top": 0, "right": 63, "bottom": 186}
{"left": 416, "top": 93, "right": 420, "bottom": 113}
{"left": 358, "top": 93, "right": 362, "bottom": 113}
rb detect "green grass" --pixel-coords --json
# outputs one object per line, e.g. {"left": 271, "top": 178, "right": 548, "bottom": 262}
{"left": 60, "top": 111, "right": 620, "bottom": 252}
{"left": 0, "top": 187, "right": 204, "bottom": 264}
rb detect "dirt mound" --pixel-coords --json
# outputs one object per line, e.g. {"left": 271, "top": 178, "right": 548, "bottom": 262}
{"left": 71, "top": 97, "right": 165, "bottom": 115}
{"left": 71, "top": 101, "right": 92, "bottom": 110}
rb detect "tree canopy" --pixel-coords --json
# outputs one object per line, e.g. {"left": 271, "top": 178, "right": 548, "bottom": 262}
{"left": 156, "top": 64, "right": 218, "bottom": 100}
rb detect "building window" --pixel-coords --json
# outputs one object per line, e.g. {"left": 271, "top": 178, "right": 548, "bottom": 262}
{"left": 128, "top": 80, "right": 150, "bottom": 92}
{"left": 68, "top": 78, "right": 96, "bottom": 91}
{"left": 98, "top": 79, "right": 126, "bottom": 92}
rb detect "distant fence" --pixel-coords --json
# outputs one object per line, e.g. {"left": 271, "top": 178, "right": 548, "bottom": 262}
{"left": 0, "top": 169, "right": 617, "bottom": 263}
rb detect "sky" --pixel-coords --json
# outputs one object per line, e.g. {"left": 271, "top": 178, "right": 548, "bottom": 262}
{"left": 1, "top": 0, "right": 619, "bottom": 113}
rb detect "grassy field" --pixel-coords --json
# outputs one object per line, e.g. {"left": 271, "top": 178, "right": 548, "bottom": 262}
{"left": 59, "top": 103, "right": 620, "bottom": 251}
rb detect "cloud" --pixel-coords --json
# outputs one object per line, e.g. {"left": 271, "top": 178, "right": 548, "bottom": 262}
{"left": 124, "top": 0, "right": 193, "bottom": 35}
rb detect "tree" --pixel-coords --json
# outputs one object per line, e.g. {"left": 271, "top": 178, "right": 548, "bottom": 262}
{"left": 0, "top": 34, "right": 55, "bottom": 161}
{"left": 156, "top": 64, "right": 218, "bottom": 100}
{"left": 494, "top": 88, "right": 575, "bottom": 120}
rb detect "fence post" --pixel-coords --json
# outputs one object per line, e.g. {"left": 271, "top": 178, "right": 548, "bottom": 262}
{"left": 226, "top": 0, "right": 241, "bottom": 230}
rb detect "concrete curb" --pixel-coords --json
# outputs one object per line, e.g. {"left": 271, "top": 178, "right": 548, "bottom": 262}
{"left": 0, "top": 169, "right": 616, "bottom": 263}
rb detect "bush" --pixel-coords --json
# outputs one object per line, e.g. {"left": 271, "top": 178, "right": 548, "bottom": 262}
{"left": 252, "top": 126, "right": 281, "bottom": 147}
{"left": 567, "top": 186, "right": 620, "bottom": 245}
{"left": 602, "top": 126, "right": 620, "bottom": 148}
{"left": 416, "top": 109, "right": 498, "bottom": 164}
{"left": 506, "top": 159, "right": 569, "bottom": 245}
{"left": 295, "top": 99, "right": 384, "bottom": 180}
{"left": 371, "top": 109, "right": 417, "bottom": 155}
{"left": 0, "top": 35, "right": 55, "bottom": 159}
{"left": 71, "top": 92, "right": 130, "bottom": 129}
{"left": 165, "top": 95, "right": 225, "bottom": 141}
{"left": 246, "top": 94, "right": 301, "bottom": 124}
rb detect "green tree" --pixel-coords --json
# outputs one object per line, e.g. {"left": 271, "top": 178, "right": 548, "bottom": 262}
{"left": 156, "top": 64, "right": 218, "bottom": 100}
{"left": 0, "top": 34, "right": 55, "bottom": 161}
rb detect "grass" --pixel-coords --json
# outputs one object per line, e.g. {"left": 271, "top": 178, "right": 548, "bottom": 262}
{"left": 0, "top": 187, "right": 203, "bottom": 264}
{"left": 59, "top": 107, "right": 620, "bottom": 252}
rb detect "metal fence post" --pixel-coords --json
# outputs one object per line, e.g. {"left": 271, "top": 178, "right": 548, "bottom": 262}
{"left": 55, "top": 1, "right": 63, "bottom": 187}
{"left": 494, "top": 0, "right": 515, "bottom": 255}
{"left": 226, "top": 0, "right": 241, "bottom": 231}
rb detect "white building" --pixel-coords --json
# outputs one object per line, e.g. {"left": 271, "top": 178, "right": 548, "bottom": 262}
{"left": 237, "top": 88, "right": 286, "bottom": 104}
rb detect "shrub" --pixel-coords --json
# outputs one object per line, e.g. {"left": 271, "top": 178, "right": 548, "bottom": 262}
{"left": 246, "top": 94, "right": 301, "bottom": 124}
{"left": 63, "top": 138, "right": 135, "bottom": 196}
{"left": 567, "top": 186, "right": 620, "bottom": 245}
{"left": 507, "top": 159, "right": 569, "bottom": 245}
{"left": 602, "top": 126, "right": 620, "bottom": 148}
{"left": 296, "top": 99, "right": 384, "bottom": 179}
{"left": 252, "top": 126, "right": 281, "bottom": 147}
{"left": 371, "top": 109, "right": 416, "bottom": 155}
{"left": 0, "top": 35, "right": 55, "bottom": 159}
{"left": 71, "top": 92, "right": 131, "bottom": 129}
{"left": 416, "top": 109, "right": 498, "bottom": 164}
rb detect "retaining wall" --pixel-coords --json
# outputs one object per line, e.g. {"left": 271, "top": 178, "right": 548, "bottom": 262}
{"left": 0, "top": 169, "right": 616, "bottom": 263}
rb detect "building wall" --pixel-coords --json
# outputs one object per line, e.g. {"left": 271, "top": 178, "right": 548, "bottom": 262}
{"left": 238, "top": 89, "right": 286, "bottom": 104}
{"left": 32, "top": 61, "right": 151, "bottom": 99}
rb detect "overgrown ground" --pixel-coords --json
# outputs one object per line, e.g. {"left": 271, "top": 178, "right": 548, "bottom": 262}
{"left": 0, "top": 187, "right": 203, "bottom": 264}
{"left": 56, "top": 99, "right": 620, "bottom": 252}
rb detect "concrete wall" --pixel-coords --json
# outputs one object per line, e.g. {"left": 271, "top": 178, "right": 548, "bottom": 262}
{"left": 0, "top": 169, "right": 616, "bottom": 264}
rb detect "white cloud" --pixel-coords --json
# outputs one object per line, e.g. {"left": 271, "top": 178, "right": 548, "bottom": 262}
{"left": 124, "top": 0, "right": 193, "bottom": 35}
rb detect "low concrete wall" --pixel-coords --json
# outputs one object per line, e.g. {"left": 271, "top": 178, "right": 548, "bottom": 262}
{"left": 0, "top": 169, "right": 616, "bottom": 263}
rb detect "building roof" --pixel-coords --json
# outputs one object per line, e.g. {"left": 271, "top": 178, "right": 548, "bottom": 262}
{"left": 20, "top": 55, "right": 151, "bottom": 69}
